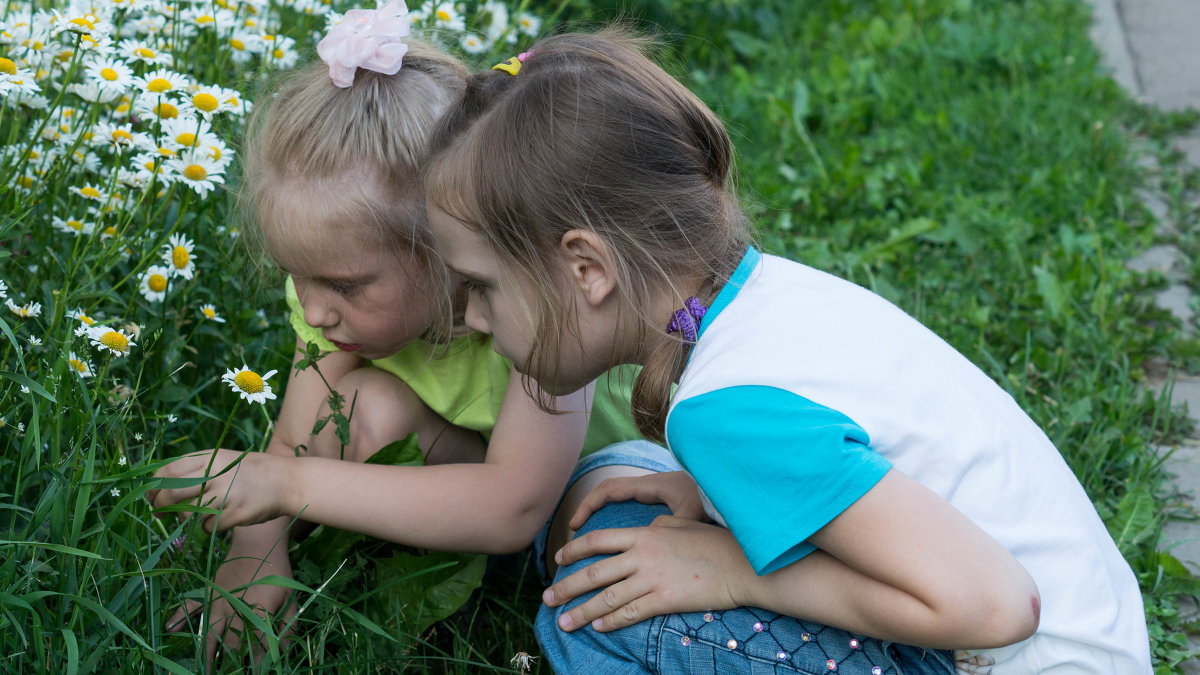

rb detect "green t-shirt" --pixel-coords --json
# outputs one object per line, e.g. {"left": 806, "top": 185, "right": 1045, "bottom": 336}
{"left": 285, "top": 277, "right": 641, "bottom": 455}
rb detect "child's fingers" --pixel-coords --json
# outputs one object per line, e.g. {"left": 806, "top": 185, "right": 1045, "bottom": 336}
{"left": 553, "top": 526, "right": 639, "bottom": 568}
{"left": 552, "top": 578, "right": 651, "bottom": 633}
{"left": 567, "top": 477, "right": 642, "bottom": 529}
{"left": 165, "top": 599, "right": 204, "bottom": 632}
{"left": 150, "top": 483, "right": 203, "bottom": 510}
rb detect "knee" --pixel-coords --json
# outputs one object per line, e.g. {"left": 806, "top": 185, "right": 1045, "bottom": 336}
{"left": 314, "top": 368, "right": 425, "bottom": 462}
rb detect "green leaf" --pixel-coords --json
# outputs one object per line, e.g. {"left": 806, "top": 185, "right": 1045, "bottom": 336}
{"left": 371, "top": 551, "right": 487, "bottom": 637}
{"left": 0, "top": 371, "right": 55, "bottom": 402}
{"left": 60, "top": 629, "right": 78, "bottom": 675}
{"left": 1107, "top": 487, "right": 1158, "bottom": 554}
{"left": 1032, "top": 264, "right": 1068, "bottom": 319}
{"left": 366, "top": 434, "right": 423, "bottom": 467}
{"left": 0, "top": 541, "right": 108, "bottom": 560}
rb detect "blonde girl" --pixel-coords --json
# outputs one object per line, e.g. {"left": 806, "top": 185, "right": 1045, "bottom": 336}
{"left": 149, "top": 5, "right": 640, "bottom": 663}
{"left": 423, "top": 29, "right": 1152, "bottom": 674}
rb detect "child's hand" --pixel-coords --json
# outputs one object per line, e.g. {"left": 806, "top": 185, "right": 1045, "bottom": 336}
{"left": 568, "top": 471, "right": 707, "bottom": 530}
{"left": 149, "top": 449, "right": 292, "bottom": 532}
{"left": 542, "top": 515, "right": 756, "bottom": 632}
{"left": 166, "top": 536, "right": 296, "bottom": 666}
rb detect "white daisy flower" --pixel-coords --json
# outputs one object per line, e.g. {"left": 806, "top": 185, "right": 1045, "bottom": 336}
{"left": 84, "top": 55, "right": 133, "bottom": 93}
{"left": 66, "top": 81, "right": 122, "bottom": 104}
{"left": 6, "top": 298, "right": 41, "bottom": 318}
{"left": 432, "top": 2, "right": 465, "bottom": 31}
{"left": 162, "top": 233, "right": 196, "bottom": 279}
{"left": 50, "top": 8, "right": 113, "bottom": 39}
{"left": 1, "top": 68, "right": 42, "bottom": 97}
{"left": 28, "top": 335, "right": 41, "bottom": 346}
{"left": 139, "top": 264, "right": 171, "bottom": 301}
{"left": 68, "top": 307, "right": 98, "bottom": 326}
{"left": 132, "top": 95, "right": 189, "bottom": 123}
{"left": 69, "top": 183, "right": 108, "bottom": 202}
{"left": 118, "top": 455, "right": 127, "bottom": 465}
{"left": 222, "top": 365, "right": 278, "bottom": 404}
{"left": 132, "top": 68, "right": 190, "bottom": 96}
{"left": 68, "top": 351, "right": 93, "bottom": 378}
{"left": 88, "top": 324, "right": 136, "bottom": 357}
{"left": 110, "top": 487, "right": 120, "bottom": 497}
{"left": 517, "top": 12, "right": 541, "bottom": 37}
{"left": 262, "top": 34, "right": 298, "bottom": 68}
{"left": 460, "top": 33, "right": 487, "bottom": 55}
{"left": 226, "top": 29, "right": 263, "bottom": 63}
{"left": 93, "top": 121, "right": 141, "bottom": 149}
{"left": 117, "top": 37, "right": 173, "bottom": 67}
{"left": 199, "top": 303, "right": 225, "bottom": 322}
{"left": 0, "top": 279, "right": 7, "bottom": 299}
{"left": 52, "top": 215, "right": 94, "bottom": 236}
{"left": 166, "top": 149, "right": 223, "bottom": 199}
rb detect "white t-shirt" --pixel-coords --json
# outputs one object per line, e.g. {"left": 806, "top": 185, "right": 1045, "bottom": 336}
{"left": 664, "top": 248, "right": 1151, "bottom": 674}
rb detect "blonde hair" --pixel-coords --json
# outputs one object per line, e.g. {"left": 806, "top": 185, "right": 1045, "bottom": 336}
{"left": 425, "top": 28, "right": 750, "bottom": 441}
{"left": 242, "top": 39, "right": 469, "bottom": 338}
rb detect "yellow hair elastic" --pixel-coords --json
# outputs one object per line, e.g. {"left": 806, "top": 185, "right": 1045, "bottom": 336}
{"left": 492, "top": 51, "right": 532, "bottom": 76}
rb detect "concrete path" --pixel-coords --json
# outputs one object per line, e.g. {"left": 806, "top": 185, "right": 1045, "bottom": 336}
{"left": 1088, "top": 0, "right": 1200, "bottom": 670}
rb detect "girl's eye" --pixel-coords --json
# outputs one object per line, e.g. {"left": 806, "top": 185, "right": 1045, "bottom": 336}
{"left": 326, "top": 280, "right": 359, "bottom": 295}
{"left": 460, "top": 279, "right": 487, "bottom": 295}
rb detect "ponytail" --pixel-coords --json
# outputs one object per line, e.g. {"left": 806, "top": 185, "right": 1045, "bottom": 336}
{"left": 630, "top": 331, "right": 690, "bottom": 443}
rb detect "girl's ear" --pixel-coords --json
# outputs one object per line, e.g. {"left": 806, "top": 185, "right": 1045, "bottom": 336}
{"left": 559, "top": 229, "right": 617, "bottom": 307}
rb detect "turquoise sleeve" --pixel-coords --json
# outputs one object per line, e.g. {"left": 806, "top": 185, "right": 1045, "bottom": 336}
{"left": 666, "top": 386, "right": 891, "bottom": 575}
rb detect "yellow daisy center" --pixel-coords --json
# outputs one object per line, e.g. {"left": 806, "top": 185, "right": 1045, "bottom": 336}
{"left": 230, "top": 38, "right": 244, "bottom": 50}
{"left": 100, "top": 67, "right": 118, "bottom": 81}
{"left": 80, "top": 186, "right": 102, "bottom": 199}
{"left": 193, "top": 93, "right": 218, "bottom": 111}
{"left": 233, "top": 371, "right": 264, "bottom": 393}
{"left": 70, "top": 16, "right": 96, "bottom": 30}
{"left": 196, "top": 15, "right": 215, "bottom": 24}
{"left": 148, "top": 273, "right": 168, "bottom": 292}
{"left": 272, "top": 48, "right": 284, "bottom": 59}
{"left": 66, "top": 219, "right": 83, "bottom": 231}
{"left": 0, "top": 58, "right": 15, "bottom": 75}
{"left": 58, "top": 50, "right": 73, "bottom": 62}
{"left": 70, "top": 358, "right": 88, "bottom": 373}
{"left": 176, "top": 132, "right": 196, "bottom": 146}
{"left": 102, "top": 226, "right": 117, "bottom": 237}
{"left": 224, "top": 96, "right": 239, "bottom": 106}
{"left": 155, "top": 102, "right": 179, "bottom": 119}
{"left": 182, "top": 165, "right": 207, "bottom": 181}
{"left": 147, "top": 77, "right": 172, "bottom": 92}
{"left": 79, "top": 314, "right": 96, "bottom": 325}
{"left": 172, "top": 245, "right": 191, "bottom": 267}
{"left": 208, "top": 146, "right": 222, "bottom": 160}
{"left": 112, "top": 129, "right": 133, "bottom": 143}
{"left": 135, "top": 47, "right": 155, "bottom": 59}
{"left": 18, "top": 176, "right": 34, "bottom": 188}
{"left": 437, "top": 9, "right": 451, "bottom": 21}
{"left": 143, "top": 160, "right": 157, "bottom": 171}
{"left": 99, "top": 331, "right": 129, "bottom": 352}
{"left": 202, "top": 306, "right": 216, "bottom": 318}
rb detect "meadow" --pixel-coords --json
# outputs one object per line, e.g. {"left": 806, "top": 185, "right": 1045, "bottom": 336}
{"left": 1, "top": 0, "right": 1198, "bottom": 672}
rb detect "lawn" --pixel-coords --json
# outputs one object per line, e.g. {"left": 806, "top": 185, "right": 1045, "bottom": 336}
{"left": 1, "top": 0, "right": 1196, "bottom": 672}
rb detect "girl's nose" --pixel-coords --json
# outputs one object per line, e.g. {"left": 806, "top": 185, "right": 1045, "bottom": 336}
{"left": 463, "top": 299, "right": 489, "bottom": 335}
{"left": 300, "top": 288, "right": 339, "bottom": 328}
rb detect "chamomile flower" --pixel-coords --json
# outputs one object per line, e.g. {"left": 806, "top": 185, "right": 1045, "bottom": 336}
{"left": 67, "top": 351, "right": 93, "bottom": 378}
{"left": 198, "top": 303, "right": 225, "bottom": 322}
{"left": 221, "top": 365, "right": 278, "bottom": 404}
{"left": 517, "top": 12, "right": 541, "bottom": 37}
{"left": 0, "top": 279, "right": 7, "bottom": 299}
{"left": 262, "top": 34, "right": 297, "bottom": 68}
{"left": 460, "top": 33, "right": 487, "bottom": 54}
{"left": 1, "top": 68, "right": 42, "bottom": 97}
{"left": 93, "top": 121, "right": 141, "bottom": 149}
{"left": 432, "top": 3, "right": 465, "bottom": 31}
{"left": 188, "top": 84, "right": 226, "bottom": 117}
{"left": 139, "top": 264, "right": 171, "bottom": 301}
{"left": 6, "top": 298, "right": 41, "bottom": 318}
{"left": 133, "top": 94, "right": 188, "bottom": 122}
{"left": 68, "top": 307, "right": 98, "bottom": 326}
{"left": 84, "top": 56, "right": 133, "bottom": 93}
{"left": 52, "top": 215, "right": 94, "bottom": 236}
{"left": 88, "top": 324, "right": 136, "bottom": 357}
{"left": 166, "top": 149, "right": 223, "bottom": 198}
{"left": 50, "top": 8, "right": 114, "bottom": 39}
{"left": 117, "top": 37, "right": 173, "bottom": 66}
{"left": 67, "top": 81, "right": 122, "bottom": 104}
{"left": 70, "top": 183, "right": 108, "bottom": 202}
{"left": 162, "top": 233, "right": 196, "bottom": 279}
{"left": 226, "top": 29, "right": 262, "bottom": 63}
{"left": 133, "top": 68, "right": 189, "bottom": 96}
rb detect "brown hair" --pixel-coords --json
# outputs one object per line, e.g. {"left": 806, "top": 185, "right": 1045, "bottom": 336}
{"left": 424, "top": 28, "right": 750, "bottom": 441}
{"left": 242, "top": 39, "right": 469, "bottom": 338}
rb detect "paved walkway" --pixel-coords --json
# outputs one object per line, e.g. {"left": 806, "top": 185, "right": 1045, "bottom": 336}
{"left": 1088, "top": 0, "right": 1200, "bottom": 669}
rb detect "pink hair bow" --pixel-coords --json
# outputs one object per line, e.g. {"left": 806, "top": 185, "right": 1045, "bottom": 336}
{"left": 317, "top": 0, "right": 411, "bottom": 88}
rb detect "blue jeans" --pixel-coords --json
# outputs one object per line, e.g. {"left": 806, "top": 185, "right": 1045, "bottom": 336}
{"left": 535, "top": 499, "right": 954, "bottom": 674}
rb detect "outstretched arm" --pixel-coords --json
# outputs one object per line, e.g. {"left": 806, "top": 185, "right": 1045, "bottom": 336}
{"left": 152, "top": 365, "right": 586, "bottom": 553}
{"left": 544, "top": 469, "right": 1039, "bottom": 650}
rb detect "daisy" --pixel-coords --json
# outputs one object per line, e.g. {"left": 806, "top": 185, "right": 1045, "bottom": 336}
{"left": 52, "top": 215, "right": 94, "bottom": 236}
{"left": 460, "top": 33, "right": 487, "bottom": 55}
{"left": 139, "top": 264, "right": 171, "bottom": 301}
{"left": 133, "top": 67, "right": 189, "bottom": 96}
{"left": 262, "top": 34, "right": 298, "bottom": 68}
{"left": 222, "top": 365, "right": 278, "bottom": 404}
{"left": 68, "top": 307, "right": 98, "bottom": 326}
{"left": 67, "top": 81, "right": 122, "bottom": 104}
{"left": 162, "top": 233, "right": 196, "bottom": 279}
{"left": 214, "top": 84, "right": 250, "bottom": 116}
{"left": 88, "top": 324, "right": 136, "bottom": 357}
{"left": 166, "top": 149, "right": 223, "bottom": 198}
{"left": 188, "top": 84, "right": 224, "bottom": 116}
{"left": 1, "top": 68, "right": 42, "bottom": 97}
{"left": 199, "top": 303, "right": 225, "bottom": 322}
{"left": 84, "top": 55, "right": 133, "bottom": 94}
{"left": 117, "top": 37, "right": 173, "bottom": 67}
{"left": 432, "top": 2, "right": 465, "bottom": 31}
{"left": 6, "top": 298, "right": 42, "bottom": 318}
{"left": 67, "top": 351, "right": 93, "bottom": 378}
{"left": 132, "top": 95, "right": 188, "bottom": 122}
{"left": 226, "top": 29, "right": 262, "bottom": 63}
{"left": 50, "top": 8, "right": 113, "bottom": 39}
{"left": 70, "top": 183, "right": 108, "bottom": 202}
{"left": 159, "top": 116, "right": 215, "bottom": 151}
{"left": 93, "top": 121, "right": 142, "bottom": 149}
{"left": 0, "top": 279, "right": 7, "bottom": 299}
{"left": 517, "top": 12, "right": 541, "bottom": 37}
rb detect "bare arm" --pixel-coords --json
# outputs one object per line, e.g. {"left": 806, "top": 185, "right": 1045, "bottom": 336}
{"left": 546, "top": 470, "right": 1039, "bottom": 649}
